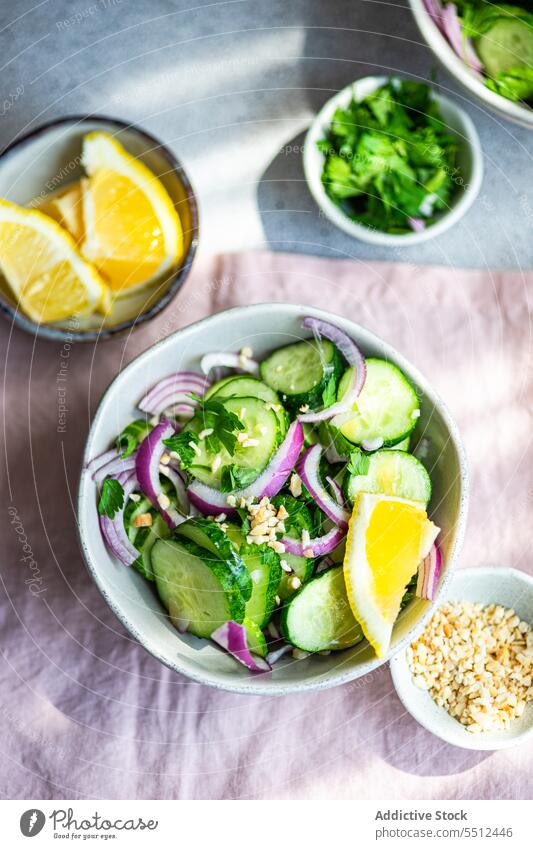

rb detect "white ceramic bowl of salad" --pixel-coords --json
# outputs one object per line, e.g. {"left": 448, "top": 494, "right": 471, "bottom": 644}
{"left": 391, "top": 566, "right": 533, "bottom": 750}
{"left": 303, "top": 75, "right": 483, "bottom": 246}
{"left": 78, "top": 303, "right": 468, "bottom": 695}
{"left": 409, "top": 0, "right": 533, "bottom": 130}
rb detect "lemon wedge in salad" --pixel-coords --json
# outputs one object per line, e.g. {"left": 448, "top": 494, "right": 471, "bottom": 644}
{"left": 0, "top": 198, "right": 110, "bottom": 323}
{"left": 343, "top": 493, "right": 439, "bottom": 659}
{"left": 80, "top": 131, "right": 183, "bottom": 294}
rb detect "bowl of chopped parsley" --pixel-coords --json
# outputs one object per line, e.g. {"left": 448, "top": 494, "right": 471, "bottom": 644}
{"left": 304, "top": 76, "right": 483, "bottom": 245}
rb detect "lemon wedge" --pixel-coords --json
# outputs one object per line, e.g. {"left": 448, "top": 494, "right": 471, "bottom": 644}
{"left": 80, "top": 131, "right": 183, "bottom": 294}
{"left": 343, "top": 493, "right": 439, "bottom": 658}
{"left": 0, "top": 198, "right": 109, "bottom": 323}
{"left": 38, "top": 182, "right": 85, "bottom": 243}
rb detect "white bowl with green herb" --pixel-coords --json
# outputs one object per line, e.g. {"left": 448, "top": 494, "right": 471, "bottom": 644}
{"left": 409, "top": 1, "right": 533, "bottom": 130}
{"left": 303, "top": 76, "right": 483, "bottom": 246}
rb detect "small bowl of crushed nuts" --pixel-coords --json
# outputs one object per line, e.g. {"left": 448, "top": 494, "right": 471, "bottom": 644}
{"left": 390, "top": 566, "right": 533, "bottom": 750}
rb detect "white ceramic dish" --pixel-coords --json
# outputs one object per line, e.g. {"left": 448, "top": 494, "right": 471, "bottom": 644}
{"left": 391, "top": 566, "right": 533, "bottom": 750}
{"left": 409, "top": 0, "right": 533, "bottom": 131}
{"left": 303, "top": 75, "right": 483, "bottom": 247}
{"left": 77, "top": 302, "right": 468, "bottom": 695}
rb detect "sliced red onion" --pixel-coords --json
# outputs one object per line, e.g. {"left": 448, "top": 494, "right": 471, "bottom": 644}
{"left": 136, "top": 421, "right": 183, "bottom": 528}
{"left": 93, "top": 453, "right": 137, "bottom": 487}
{"left": 266, "top": 644, "right": 293, "bottom": 664}
{"left": 408, "top": 217, "right": 426, "bottom": 232}
{"left": 201, "top": 352, "right": 259, "bottom": 376}
{"left": 441, "top": 3, "right": 483, "bottom": 72}
{"left": 281, "top": 524, "right": 346, "bottom": 558}
{"left": 422, "top": 0, "right": 444, "bottom": 28}
{"left": 361, "top": 437, "right": 384, "bottom": 452}
{"left": 211, "top": 621, "right": 271, "bottom": 672}
{"left": 188, "top": 420, "right": 304, "bottom": 514}
{"left": 86, "top": 447, "right": 118, "bottom": 475}
{"left": 326, "top": 475, "right": 345, "bottom": 507}
{"left": 297, "top": 445, "right": 350, "bottom": 527}
{"left": 99, "top": 471, "right": 140, "bottom": 566}
{"left": 298, "top": 317, "right": 366, "bottom": 423}
{"left": 138, "top": 371, "right": 210, "bottom": 415}
{"left": 416, "top": 543, "right": 442, "bottom": 600}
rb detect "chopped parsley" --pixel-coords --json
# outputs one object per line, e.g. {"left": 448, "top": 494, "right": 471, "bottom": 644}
{"left": 347, "top": 449, "right": 371, "bottom": 477}
{"left": 115, "top": 419, "right": 152, "bottom": 458}
{"left": 190, "top": 393, "right": 245, "bottom": 455}
{"left": 318, "top": 79, "right": 461, "bottom": 233}
{"left": 97, "top": 478, "right": 125, "bottom": 519}
{"left": 162, "top": 430, "right": 199, "bottom": 469}
{"left": 220, "top": 464, "right": 259, "bottom": 493}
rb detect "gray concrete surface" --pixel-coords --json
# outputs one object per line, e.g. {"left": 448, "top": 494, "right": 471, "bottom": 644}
{"left": 1, "top": 0, "right": 531, "bottom": 269}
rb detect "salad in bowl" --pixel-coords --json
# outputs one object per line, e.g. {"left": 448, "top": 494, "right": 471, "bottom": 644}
{"left": 84, "top": 309, "right": 459, "bottom": 682}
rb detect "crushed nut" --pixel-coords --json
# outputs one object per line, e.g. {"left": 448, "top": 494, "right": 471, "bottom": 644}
{"left": 408, "top": 601, "right": 533, "bottom": 733}
{"left": 133, "top": 513, "right": 152, "bottom": 528}
{"left": 289, "top": 473, "right": 302, "bottom": 497}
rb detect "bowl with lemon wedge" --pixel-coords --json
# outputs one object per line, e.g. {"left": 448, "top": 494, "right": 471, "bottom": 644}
{"left": 78, "top": 303, "right": 468, "bottom": 694}
{"left": 0, "top": 116, "right": 198, "bottom": 341}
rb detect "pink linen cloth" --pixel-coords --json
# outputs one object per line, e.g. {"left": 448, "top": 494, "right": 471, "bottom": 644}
{"left": 1, "top": 250, "right": 531, "bottom": 800}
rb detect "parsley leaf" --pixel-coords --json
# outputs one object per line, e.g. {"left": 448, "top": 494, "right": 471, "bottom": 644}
{"left": 162, "top": 431, "right": 199, "bottom": 469}
{"left": 116, "top": 419, "right": 152, "bottom": 458}
{"left": 191, "top": 394, "right": 245, "bottom": 455}
{"left": 236, "top": 506, "right": 251, "bottom": 536}
{"left": 98, "top": 478, "right": 125, "bottom": 519}
{"left": 322, "top": 375, "right": 338, "bottom": 408}
{"left": 347, "top": 449, "right": 370, "bottom": 477}
{"left": 220, "top": 464, "right": 259, "bottom": 493}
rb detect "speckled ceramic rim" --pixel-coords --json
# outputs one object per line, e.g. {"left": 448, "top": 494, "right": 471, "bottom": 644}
{"left": 0, "top": 114, "right": 199, "bottom": 343}
{"left": 77, "top": 303, "right": 469, "bottom": 695}
{"left": 303, "top": 75, "right": 484, "bottom": 247}
{"left": 408, "top": 0, "right": 533, "bottom": 130}
{"left": 390, "top": 566, "right": 533, "bottom": 750}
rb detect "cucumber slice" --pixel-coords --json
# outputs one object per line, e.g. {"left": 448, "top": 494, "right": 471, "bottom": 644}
{"left": 278, "top": 553, "right": 314, "bottom": 600}
{"left": 133, "top": 514, "right": 169, "bottom": 581}
{"left": 281, "top": 566, "right": 364, "bottom": 652}
{"left": 475, "top": 19, "right": 533, "bottom": 78}
{"left": 260, "top": 338, "right": 343, "bottom": 409}
{"left": 152, "top": 538, "right": 246, "bottom": 638}
{"left": 125, "top": 496, "right": 152, "bottom": 545}
{"left": 334, "top": 358, "right": 419, "bottom": 447}
{"left": 175, "top": 517, "right": 253, "bottom": 602}
{"left": 243, "top": 617, "right": 268, "bottom": 658}
{"left": 186, "top": 396, "right": 280, "bottom": 488}
{"left": 389, "top": 435, "right": 410, "bottom": 452}
{"left": 344, "top": 449, "right": 431, "bottom": 506}
{"left": 225, "top": 525, "right": 282, "bottom": 628}
{"left": 207, "top": 376, "right": 288, "bottom": 436}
